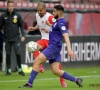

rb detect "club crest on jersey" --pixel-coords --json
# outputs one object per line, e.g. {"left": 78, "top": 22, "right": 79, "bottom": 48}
{"left": 13, "top": 15, "right": 18, "bottom": 23}
{"left": 42, "top": 21, "right": 45, "bottom": 24}
{"left": 61, "top": 26, "right": 66, "bottom": 30}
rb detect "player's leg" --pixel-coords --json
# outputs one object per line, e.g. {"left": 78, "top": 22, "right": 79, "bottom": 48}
{"left": 19, "top": 52, "right": 47, "bottom": 88}
{"left": 50, "top": 62, "right": 83, "bottom": 87}
{"left": 13, "top": 41, "right": 26, "bottom": 76}
{"left": 39, "top": 39, "right": 49, "bottom": 73}
{"left": 33, "top": 40, "right": 47, "bottom": 73}
{"left": 33, "top": 50, "right": 45, "bottom": 73}
{"left": 5, "top": 42, "right": 12, "bottom": 75}
{"left": 59, "top": 63, "right": 67, "bottom": 87}
{"left": 19, "top": 44, "right": 55, "bottom": 88}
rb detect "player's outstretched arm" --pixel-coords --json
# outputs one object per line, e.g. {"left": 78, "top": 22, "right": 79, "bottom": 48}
{"left": 63, "top": 33, "right": 76, "bottom": 60}
{"left": 28, "top": 24, "right": 39, "bottom": 31}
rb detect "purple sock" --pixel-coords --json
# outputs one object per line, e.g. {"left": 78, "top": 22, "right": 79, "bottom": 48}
{"left": 62, "top": 72, "right": 77, "bottom": 82}
{"left": 28, "top": 70, "right": 38, "bottom": 86}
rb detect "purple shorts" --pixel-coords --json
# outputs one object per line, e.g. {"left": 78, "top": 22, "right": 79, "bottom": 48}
{"left": 42, "top": 44, "right": 61, "bottom": 64}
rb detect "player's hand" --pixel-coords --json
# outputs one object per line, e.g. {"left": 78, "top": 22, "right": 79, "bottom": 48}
{"left": 45, "top": 20, "right": 52, "bottom": 26}
{"left": 21, "top": 37, "right": 25, "bottom": 42}
{"left": 28, "top": 27, "right": 35, "bottom": 31}
{"left": 68, "top": 50, "right": 76, "bottom": 60}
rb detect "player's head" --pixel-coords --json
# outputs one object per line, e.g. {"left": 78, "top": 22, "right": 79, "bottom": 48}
{"left": 37, "top": 2, "right": 46, "bottom": 17}
{"left": 53, "top": 5, "right": 64, "bottom": 19}
{"left": 7, "top": 0, "right": 14, "bottom": 13}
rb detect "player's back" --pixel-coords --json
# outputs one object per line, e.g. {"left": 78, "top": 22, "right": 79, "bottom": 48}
{"left": 36, "top": 12, "right": 53, "bottom": 40}
{"left": 49, "top": 18, "right": 68, "bottom": 48}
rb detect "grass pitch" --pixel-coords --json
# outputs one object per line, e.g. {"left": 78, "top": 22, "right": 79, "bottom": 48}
{"left": 0, "top": 66, "right": 100, "bottom": 90}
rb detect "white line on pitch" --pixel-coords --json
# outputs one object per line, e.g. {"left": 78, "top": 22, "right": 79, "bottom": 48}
{"left": 0, "top": 75, "right": 100, "bottom": 83}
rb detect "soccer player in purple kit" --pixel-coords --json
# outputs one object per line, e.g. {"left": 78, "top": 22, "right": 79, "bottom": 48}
{"left": 19, "top": 5, "right": 83, "bottom": 88}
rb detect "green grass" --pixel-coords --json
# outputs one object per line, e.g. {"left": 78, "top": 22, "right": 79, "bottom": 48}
{"left": 0, "top": 66, "right": 100, "bottom": 90}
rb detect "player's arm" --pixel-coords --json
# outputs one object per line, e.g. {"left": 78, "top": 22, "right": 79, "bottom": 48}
{"left": 46, "top": 15, "right": 55, "bottom": 26}
{"left": 63, "top": 33, "right": 76, "bottom": 60}
{"left": 28, "top": 24, "right": 39, "bottom": 31}
{"left": 28, "top": 13, "right": 39, "bottom": 31}
{"left": 58, "top": 21, "right": 75, "bottom": 60}
{"left": 63, "top": 33, "right": 71, "bottom": 51}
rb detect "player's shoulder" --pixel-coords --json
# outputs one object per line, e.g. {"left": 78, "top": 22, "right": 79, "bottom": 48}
{"left": 36, "top": 13, "right": 40, "bottom": 19}
{"left": 59, "top": 18, "right": 66, "bottom": 22}
{"left": 46, "top": 12, "right": 53, "bottom": 17}
{"left": 36, "top": 12, "right": 38, "bottom": 17}
{"left": 57, "top": 18, "right": 66, "bottom": 24}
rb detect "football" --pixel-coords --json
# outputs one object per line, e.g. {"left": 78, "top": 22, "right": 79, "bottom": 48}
{"left": 26, "top": 41, "right": 38, "bottom": 53}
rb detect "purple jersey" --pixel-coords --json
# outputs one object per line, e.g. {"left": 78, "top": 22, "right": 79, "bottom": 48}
{"left": 49, "top": 18, "right": 68, "bottom": 48}
{"left": 42, "top": 18, "right": 68, "bottom": 63}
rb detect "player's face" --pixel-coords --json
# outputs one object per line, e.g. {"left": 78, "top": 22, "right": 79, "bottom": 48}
{"left": 7, "top": 3, "right": 14, "bottom": 13}
{"left": 53, "top": 8, "right": 58, "bottom": 19}
{"left": 37, "top": 6, "right": 46, "bottom": 17}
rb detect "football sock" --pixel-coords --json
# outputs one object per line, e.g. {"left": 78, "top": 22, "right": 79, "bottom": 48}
{"left": 8, "top": 69, "right": 11, "bottom": 73}
{"left": 59, "top": 63, "right": 65, "bottom": 82}
{"left": 40, "top": 64, "right": 43, "bottom": 69}
{"left": 59, "top": 63, "right": 62, "bottom": 70}
{"left": 28, "top": 70, "right": 38, "bottom": 85}
{"left": 62, "top": 72, "right": 77, "bottom": 82}
{"left": 60, "top": 77, "right": 65, "bottom": 82}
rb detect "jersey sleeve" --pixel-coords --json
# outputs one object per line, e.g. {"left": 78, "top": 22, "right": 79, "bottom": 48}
{"left": 48, "top": 15, "right": 55, "bottom": 24}
{"left": 35, "top": 13, "right": 38, "bottom": 21}
{"left": 58, "top": 20, "right": 68, "bottom": 34}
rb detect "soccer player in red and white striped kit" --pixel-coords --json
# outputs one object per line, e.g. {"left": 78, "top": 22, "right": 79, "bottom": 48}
{"left": 28, "top": 2, "right": 67, "bottom": 88}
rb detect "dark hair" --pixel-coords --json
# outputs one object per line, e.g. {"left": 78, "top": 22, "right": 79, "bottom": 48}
{"left": 54, "top": 5, "right": 64, "bottom": 12}
{"left": 7, "top": 0, "right": 14, "bottom": 5}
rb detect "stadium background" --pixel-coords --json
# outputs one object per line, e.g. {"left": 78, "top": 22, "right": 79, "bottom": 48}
{"left": 0, "top": 0, "right": 100, "bottom": 71}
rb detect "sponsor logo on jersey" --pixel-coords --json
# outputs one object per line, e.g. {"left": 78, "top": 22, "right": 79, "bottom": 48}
{"left": 52, "top": 18, "right": 56, "bottom": 22}
{"left": 61, "top": 26, "right": 66, "bottom": 30}
{"left": 42, "top": 21, "right": 44, "bottom": 24}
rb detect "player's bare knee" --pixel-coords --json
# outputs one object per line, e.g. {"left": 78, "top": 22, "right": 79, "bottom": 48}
{"left": 52, "top": 69, "right": 59, "bottom": 75}
{"left": 34, "top": 57, "right": 42, "bottom": 65}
